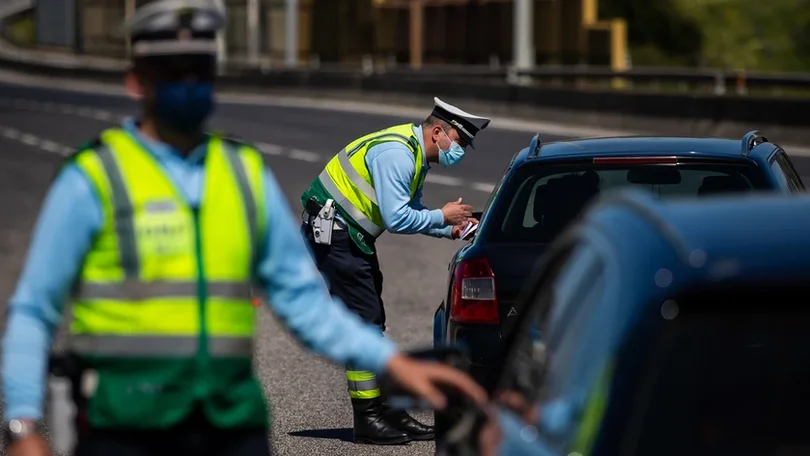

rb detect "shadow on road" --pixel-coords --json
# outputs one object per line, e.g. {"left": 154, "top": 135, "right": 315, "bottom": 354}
{"left": 288, "top": 428, "right": 354, "bottom": 443}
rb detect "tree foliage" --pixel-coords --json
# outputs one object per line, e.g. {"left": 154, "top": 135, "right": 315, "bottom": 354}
{"left": 599, "top": 0, "right": 810, "bottom": 72}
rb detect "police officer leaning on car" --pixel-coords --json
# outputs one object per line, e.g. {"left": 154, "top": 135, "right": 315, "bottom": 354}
{"left": 300, "top": 98, "right": 491, "bottom": 444}
{"left": 0, "top": 2, "right": 486, "bottom": 456}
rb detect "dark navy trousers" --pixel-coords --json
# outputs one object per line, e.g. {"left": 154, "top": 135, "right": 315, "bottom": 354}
{"left": 302, "top": 222, "right": 386, "bottom": 332}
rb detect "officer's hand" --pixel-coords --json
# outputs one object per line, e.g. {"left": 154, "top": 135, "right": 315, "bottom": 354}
{"left": 497, "top": 390, "right": 540, "bottom": 423}
{"left": 451, "top": 217, "right": 479, "bottom": 239}
{"left": 7, "top": 434, "right": 52, "bottom": 456}
{"left": 479, "top": 405, "right": 503, "bottom": 456}
{"left": 385, "top": 353, "right": 487, "bottom": 410}
{"left": 442, "top": 198, "right": 474, "bottom": 226}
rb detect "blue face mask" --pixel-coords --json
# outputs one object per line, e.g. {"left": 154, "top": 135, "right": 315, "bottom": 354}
{"left": 153, "top": 81, "right": 215, "bottom": 133}
{"left": 438, "top": 131, "right": 466, "bottom": 167}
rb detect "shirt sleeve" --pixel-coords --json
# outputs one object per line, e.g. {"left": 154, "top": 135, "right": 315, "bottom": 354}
{"left": 255, "top": 167, "right": 398, "bottom": 373}
{"left": 366, "top": 143, "right": 447, "bottom": 235}
{"left": 496, "top": 408, "right": 556, "bottom": 456}
{"left": 2, "top": 164, "right": 103, "bottom": 421}
{"left": 408, "top": 185, "right": 453, "bottom": 239}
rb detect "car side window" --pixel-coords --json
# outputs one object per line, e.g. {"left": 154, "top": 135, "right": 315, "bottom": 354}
{"left": 532, "top": 242, "right": 608, "bottom": 449}
{"left": 497, "top": 242, "right": 577, "bottom": 401}
{"left": 770, "top": 150, "right": 805, "bottom": 192}
{"left": 776, "top": 151, "right": 805, "bottom": 192}
{"left": 543, "top": 245, "right": 606, "bottom": 398}
{"left": 503, "top": 242, "right": 605, "bottom": 402}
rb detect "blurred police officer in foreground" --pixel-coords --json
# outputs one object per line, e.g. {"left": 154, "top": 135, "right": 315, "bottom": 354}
{"left": 0, "top": 2, "right": 486, "bottom": 455}
{"left": 300, "top": 98, "right": 491, "bottom": 444}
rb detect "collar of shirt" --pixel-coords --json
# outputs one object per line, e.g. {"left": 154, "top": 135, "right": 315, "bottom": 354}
{"left": 121, "top": 117, "right": 209, "bottom": 166}
{"left": 411, "top": 124, "right": 430, "bottom": 171}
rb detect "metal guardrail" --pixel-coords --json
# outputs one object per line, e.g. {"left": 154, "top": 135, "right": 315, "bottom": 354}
{"left": 0, "top": 0, "right": 35, "bottom": 18}
{"left": 0, "top": 28, "right": 809, "bottom": 143}
{"left": 232, "top": 63, "right": 810, "bottom": 95}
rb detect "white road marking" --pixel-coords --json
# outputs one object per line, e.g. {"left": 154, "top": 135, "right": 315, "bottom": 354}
{"left": 92, "top": 109, "right": 113, "bottom": 121}
{"left": 255, "top": 142, "right": 283, "bottom": 155}
{"left": 0, "top": 96, "right": 498, "bottom": 192}
{"left": 0, "top": 124, "right": 72, "bottom": 155}
{"left": 287, "top": 149, "right": 322, "bottom": 162}
{"left": 426, "top": 174, "right": 463, "bottom": 186}
{"left": 20, "top": 133, "right": 38, "bottom": 146}
{"left": 472, "top": 182, "right": 496, "bottom": 193}
{"left": 40, "top": 139, "right": 61, "bottom": 153}
{"left": 4, "top": 127, "right": 19, "bottom": 139}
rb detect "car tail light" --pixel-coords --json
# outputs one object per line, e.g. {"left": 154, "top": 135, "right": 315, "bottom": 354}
{"left": 593, "top": 156, "right": 679, "bottom": 164}
{"left": 450, "top": 258, "right": 499, "bottom": 324}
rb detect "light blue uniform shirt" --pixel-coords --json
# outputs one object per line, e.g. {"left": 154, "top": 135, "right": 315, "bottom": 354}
{"left": 336, "top": 124, "right": 453, "bottom": 239}
{"left": 494, "top": 377, "right": 589, "bottom": 454}
{"left": 2, "top": 118, "right": 398, "bottom": 421}
{"left": 495, "top": 408, "right": 558, "bottom": 456}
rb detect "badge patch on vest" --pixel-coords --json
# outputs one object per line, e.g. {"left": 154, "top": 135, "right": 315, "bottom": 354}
{"left": 137, "top": 199, "right": 191, "bottom": 256}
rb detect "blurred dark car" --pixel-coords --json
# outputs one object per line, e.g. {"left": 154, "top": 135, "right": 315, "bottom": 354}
{"left": 431, "top": 130, "right": 805, "bottom": 445}
{"left": 439, "top": 189, "right": 810, "bottom": 456}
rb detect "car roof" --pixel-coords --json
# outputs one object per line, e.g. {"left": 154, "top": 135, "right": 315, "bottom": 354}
{"left": 515, "top": 135, "right": 772, "bottom": 163}
{"left": 583, "top": 189, "right": 810, "bottom": 280}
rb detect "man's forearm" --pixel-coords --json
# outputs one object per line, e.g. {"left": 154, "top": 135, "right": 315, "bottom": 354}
{"left": 385, "top": 206, "right": 446, "bottom": 235}
{"left": 2, "top": 309, "right": 54, "bottom": 421}
{"left": 424, "top": 225, "right": 454, "bottom": 239}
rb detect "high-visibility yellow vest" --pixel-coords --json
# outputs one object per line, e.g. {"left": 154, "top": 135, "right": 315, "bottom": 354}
{"left": 314, "top": 123, "right": 426, "bottom": 241}
{"left": 66, "top": 127, "right": 269, "bottom": 429}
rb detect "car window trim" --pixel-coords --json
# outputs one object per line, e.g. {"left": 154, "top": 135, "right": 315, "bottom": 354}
{"left": 775, "top": 150, "right": 805, "bottom": 191}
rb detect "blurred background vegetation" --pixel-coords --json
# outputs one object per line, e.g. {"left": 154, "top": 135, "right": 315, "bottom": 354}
{"left": 603, "top": 0, "right": 810, "bottom": 72}
{"left": 6, "top": 0, "right": 810, "bottom": 73}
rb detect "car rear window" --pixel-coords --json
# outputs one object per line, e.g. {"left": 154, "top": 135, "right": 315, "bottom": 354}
{"left": 488, "top": 161, "right": 768, "bottom": 243}
{"left": 628, "top": 283, "right": 810, "bottom": 456}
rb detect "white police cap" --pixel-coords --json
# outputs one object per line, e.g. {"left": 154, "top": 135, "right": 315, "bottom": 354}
{"left": 429, "top": 97, "right": 491, "bottom": 148}
{"left": 124, "top": 0, "right": 226, "bottom": 57}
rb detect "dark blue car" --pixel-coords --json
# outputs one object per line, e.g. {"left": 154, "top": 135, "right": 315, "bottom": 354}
{"left": 471, "top": 189, "right": 810, "bottom": 456}
{"left": 433, "top": 131, "right": 805, "bottom": 394}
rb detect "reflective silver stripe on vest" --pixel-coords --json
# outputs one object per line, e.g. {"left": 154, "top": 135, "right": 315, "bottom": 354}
{"left": 221, "top": 141, "right": 260, "bottom": 268}
{"left": 94, "top": 145, "right": 140, "bottom": 279}
{"left": 70, "top": 335, "right": 253, "bottom": 357}
{"left": 317, "top": 172, "right": 385, "bottom": 237}
{"left": 74, "top": 280, "right": 253, "bottom": 301}
{"left": 336, "top": 149, "right": 378, "bottom": 205}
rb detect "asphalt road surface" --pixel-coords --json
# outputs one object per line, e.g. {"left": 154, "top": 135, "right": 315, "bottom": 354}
{"left": 1, "top": 75, "right": 809, "bottom": 456}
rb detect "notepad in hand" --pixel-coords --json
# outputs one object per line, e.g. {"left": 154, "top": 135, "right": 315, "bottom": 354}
{"left": 459, "top": 222, "right": 478, "bottom": 241}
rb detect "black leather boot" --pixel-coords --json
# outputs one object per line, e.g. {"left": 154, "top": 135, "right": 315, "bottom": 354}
{"left": 351, "top": 398, "right": 412, "bottom": 445}
{"left": 382, "top": 406, "right": 435, "bottom": 440}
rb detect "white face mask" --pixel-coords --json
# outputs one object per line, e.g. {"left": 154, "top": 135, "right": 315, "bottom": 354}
{"left": 438, "top": 130, "right": 466, "bottom": 167}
